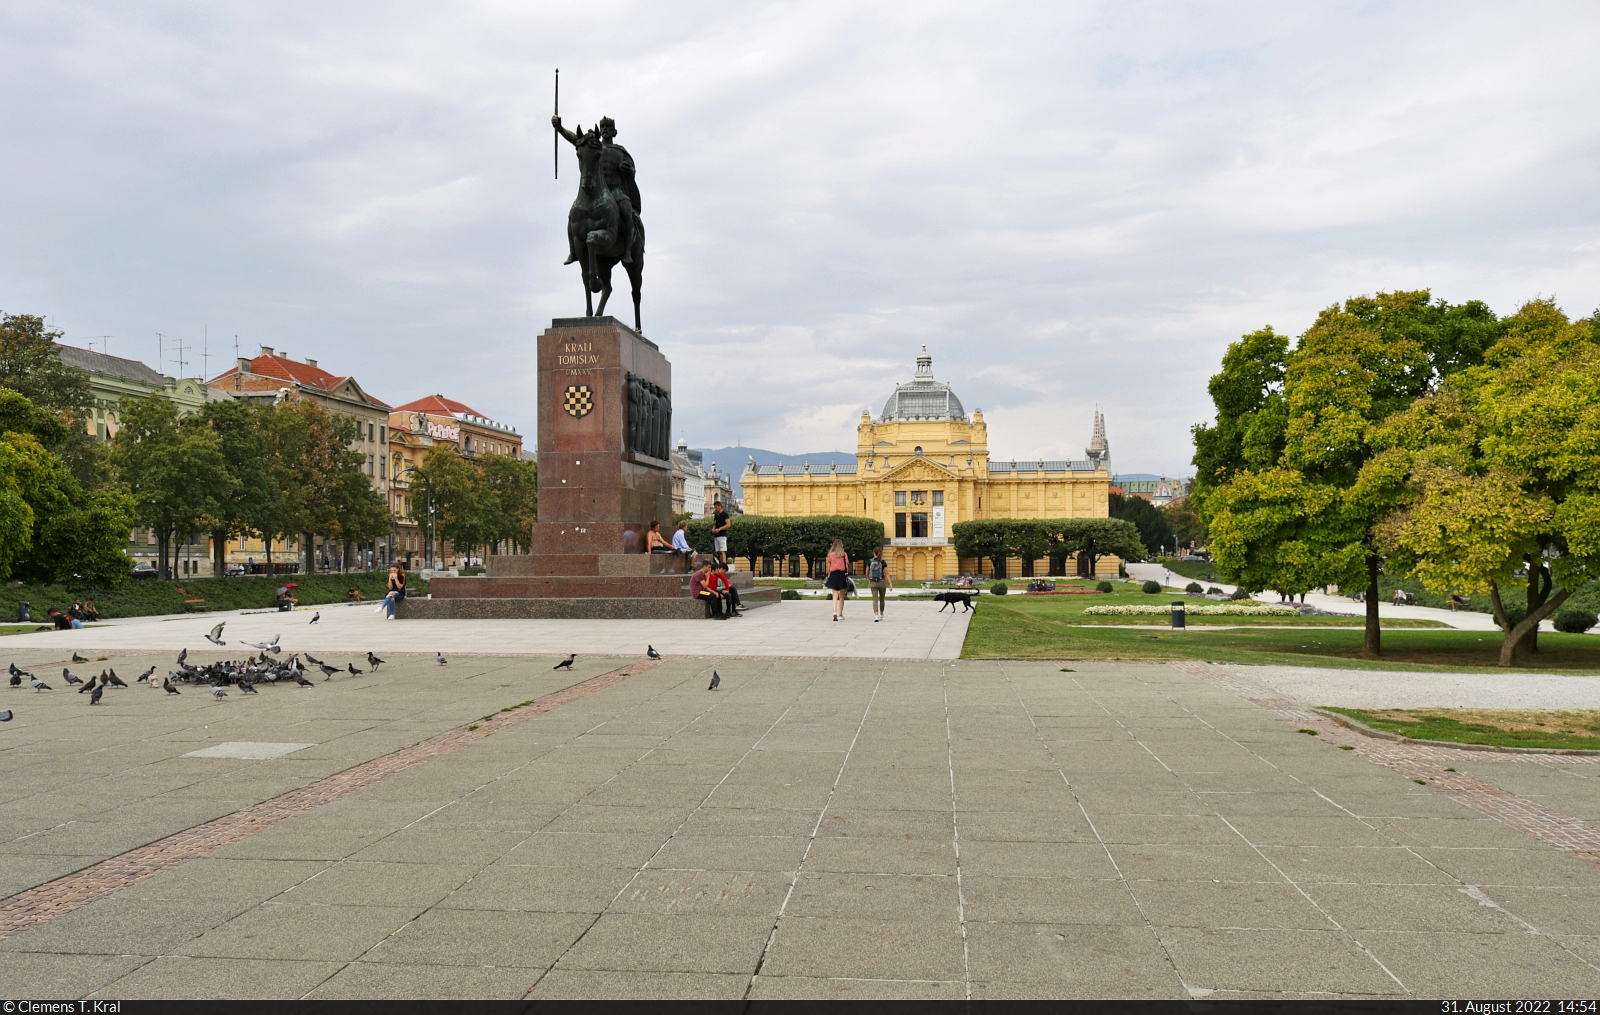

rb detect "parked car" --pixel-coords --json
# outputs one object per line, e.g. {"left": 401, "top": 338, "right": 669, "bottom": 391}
{"left": 130, "top": 563, "right": 158, "bottom": 580}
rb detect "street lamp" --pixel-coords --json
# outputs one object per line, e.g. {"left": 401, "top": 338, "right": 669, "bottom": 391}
{"left": 397, "top": 466, "right": 435, "bottom": 571}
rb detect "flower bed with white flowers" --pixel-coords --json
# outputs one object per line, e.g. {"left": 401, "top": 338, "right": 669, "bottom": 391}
{"left": 1082, "top": 604, "right": 1302, "bottom": 617}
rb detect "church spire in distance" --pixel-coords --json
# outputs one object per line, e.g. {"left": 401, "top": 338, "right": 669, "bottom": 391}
{"left": 1086, "top": 409, "right": 1109, "bottom": 466}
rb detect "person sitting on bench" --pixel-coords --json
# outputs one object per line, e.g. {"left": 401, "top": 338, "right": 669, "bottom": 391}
{"left": 690, "top": 561, "right": 725, "bottom": 618}
{"left": 646, "top": 521, "right": 671, "bottom": 553}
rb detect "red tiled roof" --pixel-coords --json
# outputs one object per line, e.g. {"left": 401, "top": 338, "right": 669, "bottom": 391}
{"left": 392, "top": 394, "right": 487, "bottom": 417}
{"left": 208, "top": 354, "right": 389, "bottom": 408}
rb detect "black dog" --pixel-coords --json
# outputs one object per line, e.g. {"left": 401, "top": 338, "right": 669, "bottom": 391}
{"left": 934, "top": 592, "right": 974, "bottom": 612}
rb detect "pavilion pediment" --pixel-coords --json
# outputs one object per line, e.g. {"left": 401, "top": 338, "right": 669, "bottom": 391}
{"left": 880, "top": 458, "right": 958, "bottom": 482}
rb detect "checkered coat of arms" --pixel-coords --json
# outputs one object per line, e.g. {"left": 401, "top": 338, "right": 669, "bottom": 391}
{"left": 562, "top": 384, "right": 594, "bottom": 418}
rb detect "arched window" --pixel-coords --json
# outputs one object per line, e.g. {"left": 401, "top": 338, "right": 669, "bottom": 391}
{"left": 914, "top": 446, "right": 923, "bottom": 456}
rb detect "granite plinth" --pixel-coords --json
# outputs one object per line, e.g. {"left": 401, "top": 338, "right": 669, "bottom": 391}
{"left": 429, "top": 575, "right": 688, "bottom": 600}
{"left": 397, "top": 584, "right": 781, "bottom": 620}
{"left": 486, "top": 554, "right": 688, "bottom": 577}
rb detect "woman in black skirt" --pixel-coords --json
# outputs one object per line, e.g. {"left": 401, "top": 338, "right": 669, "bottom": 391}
{"left": 824, "top": 538, "right": 851, "bottom": 621}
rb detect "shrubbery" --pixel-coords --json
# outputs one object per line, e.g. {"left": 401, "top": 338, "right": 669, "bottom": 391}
{"left": 1084, "top": 604, "right": 1301, "bottom": 617}
{"left": 1140, "top": 580, "right": 1161, "bottom": 594}
{"left": 1553, "top": 609, "right": 1598, "bottom": 634}
{"left": 0, "top": 571, "right": 424, "bottom": 621}
{"left": 990, "top": 582, "right": 1008, "bottom": 596}
{"left": 1095, "top": 581, "right": 1114, "bottom": 593}
{"left": 1207, "top": 586, "right": 1224, "bottom": 596}
{"left": 1185, "top": 582, "right": 1203, "bottom": 593}
{"left": 780, "top": 589, "right": 801, "bottom": 600}
{"left": 1229, "top": 588, "right": 1252, "bottom": 601}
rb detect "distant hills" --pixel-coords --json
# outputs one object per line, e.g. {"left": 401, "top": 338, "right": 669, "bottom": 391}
{"left": 693, "top": 446, "right": 855, "bottom": 500}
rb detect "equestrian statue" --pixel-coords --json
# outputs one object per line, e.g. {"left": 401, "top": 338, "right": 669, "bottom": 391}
{"left": 553, "top": 114, "right": 645, "bottom": 331}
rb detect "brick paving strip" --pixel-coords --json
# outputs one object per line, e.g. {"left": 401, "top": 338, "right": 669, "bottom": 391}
{"left": 0, "top": 657, "right": 660, "bottom": 942}
{"left": 1171, "top": 660, "right": 1600, "bottom": 867}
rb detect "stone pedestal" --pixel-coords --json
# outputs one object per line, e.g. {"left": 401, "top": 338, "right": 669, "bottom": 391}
{"left": 400, "top": 316, "right": 779, "bottom": 620}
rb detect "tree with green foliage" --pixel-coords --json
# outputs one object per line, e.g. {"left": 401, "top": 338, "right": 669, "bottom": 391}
{"left": 418, "top": 446, "right": 496, "bottom": 565}
{"left": 951, "top": 519, "right": 1011, "bottom": 577}
{"left": 0, "top": 313, "right": 92, "bottom": 415}
{"left": 1376, "top": 299, "right": 1600, "bottom": 666}
{"left": 1198, "top": 291, "right": 1502, "bottom": 658}
{"left": 1109, "top": 492, "right": 1173, "bottom": 556}
{"left": 481, "top": 454, "right": 539, "bottom": 553}
{"left": 1162, "top": 497, "right": 1208, "bottom": 550}
{"left": 110, "top": 396, "right": 231, "bottom": 579}
{"left": 1048, "top": 518, "right": 1145, "bottom": 577}
{"left": 263, "top": 400, "right": 383, "bottom": 573}
{"left": 194, "top": 399, "right": 279, "bottom": 577}
{"left": 0, "top": 432, "right": 57, "bottom": 580}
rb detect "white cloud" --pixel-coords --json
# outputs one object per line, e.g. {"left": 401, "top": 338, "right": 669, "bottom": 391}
{"left": 3, "top": 1, "right": 1599, "bottom": 475}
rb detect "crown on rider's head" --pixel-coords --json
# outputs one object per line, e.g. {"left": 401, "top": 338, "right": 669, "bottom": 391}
{"left": 599, "top": 116, "right": 615, "bottom": 130}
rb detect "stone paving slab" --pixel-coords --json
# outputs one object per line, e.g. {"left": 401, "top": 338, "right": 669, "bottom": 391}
{"left": 0, "top": 655, "right": 1593, "bottom": 998}
{"left": 1, "top": 598, "right": 970, "bottom": 660}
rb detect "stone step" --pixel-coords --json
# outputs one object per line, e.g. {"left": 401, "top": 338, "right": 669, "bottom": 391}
{"left": 398, "top": 584, "right": 781, "bottom": 620}
{"left": 428, "top": 574, "right": 688, "bottom": 600}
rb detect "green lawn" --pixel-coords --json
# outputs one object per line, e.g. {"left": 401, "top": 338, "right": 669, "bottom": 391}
{"left": 1326, "top": 708, "right": 1600, "bottom": 750}
{"left": 975, "top": 583, "right": 1442, "bottom": 628}
{"left": 1153, "top": 558, "right": 1221, "bottom": 583}
{"left": 0, "top": 624, "right": 45, "bottom": 637}
{"left": 0, "top": 572, "right": 428, "bottom": 621}
{"left": 961, "top": 599, "right": 1600, "bottom": 672}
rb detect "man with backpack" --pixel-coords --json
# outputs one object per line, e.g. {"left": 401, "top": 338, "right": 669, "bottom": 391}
{"left": 868, "top": 546, "right": 893, "bottom": 622}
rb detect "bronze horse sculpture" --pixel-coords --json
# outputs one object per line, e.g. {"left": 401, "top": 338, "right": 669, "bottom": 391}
{"left": 553, "top": 115, "right": 644, "bottom": 331}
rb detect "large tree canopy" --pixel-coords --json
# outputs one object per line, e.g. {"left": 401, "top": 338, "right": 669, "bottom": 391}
{"left": 1197, "top": 291, "right": 1502, "bottom": 657}
{"left": 1377, "top": 298, "right": 1600, "bottom": 665}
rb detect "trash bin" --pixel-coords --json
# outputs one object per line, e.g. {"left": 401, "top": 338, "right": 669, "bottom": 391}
{"left": 1170, "top": 600, "right": 1186, "bottom": 629}
{"left": 17, "top": 602, "right": 29, "bottom": 623}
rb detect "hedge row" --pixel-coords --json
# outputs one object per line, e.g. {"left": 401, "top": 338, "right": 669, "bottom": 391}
{"left": 681, "top": 515, "right": 886, "bottom": 575}
{"left": 0, "top": 571, "right": 427, "bottom": 620}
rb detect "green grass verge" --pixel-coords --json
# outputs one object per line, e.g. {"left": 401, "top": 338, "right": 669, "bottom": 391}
{"left": 970, "top": 584, "right": 1441, "bottom": 628}
{"left": 0, "top": 572, "right": 428, "bottom": 621}
{"left": 961, "top": 600, "right": 1600, "bottom": 672}
{"left": 1325, "top": 708, "right": 1600, "bottom": 750}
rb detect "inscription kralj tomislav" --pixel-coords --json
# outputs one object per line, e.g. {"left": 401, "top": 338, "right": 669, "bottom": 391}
{"left": 553, "top": 112, "right": 645, "bottom": 332}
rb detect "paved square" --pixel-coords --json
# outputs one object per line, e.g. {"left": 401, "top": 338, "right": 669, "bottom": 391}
{"left": 0, "top": 643, "right": 1595, "bottom": 999}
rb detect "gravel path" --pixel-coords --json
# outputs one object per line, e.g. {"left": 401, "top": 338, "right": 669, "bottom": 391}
{"left": 1209, "top": 660, "right": 1600, "bottom": 709}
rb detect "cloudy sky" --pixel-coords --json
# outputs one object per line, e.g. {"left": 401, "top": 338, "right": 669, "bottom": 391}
{"left": 4, "top": 2, "right": 1599, "bottom": 475}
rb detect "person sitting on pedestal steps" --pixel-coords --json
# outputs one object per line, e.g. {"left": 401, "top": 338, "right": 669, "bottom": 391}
{"left": 712, "top": 562, "right": 743, "bottom": 616}
{"left": 690, "top": 560, "right": 726, "bottom": 619}
{"left": 671, "top": 520, "right": 695, "bottom": 559}
{"left": 646, "top": 521, "right": 671, "bottom": 554}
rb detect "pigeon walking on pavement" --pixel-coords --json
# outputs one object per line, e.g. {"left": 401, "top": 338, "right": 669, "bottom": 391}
{"left": 8, "top": 672, "right": 20, "bottom": 689}
{"left": 347, "top": 663, "right": 363, "bottom": 677}
{"left": 309, "top": 612, "right": 320, "bottom": 625}
{"left": 61, "top": 669, "right": 82, "bottom": 685}
{"left": 137, "top": 665, "right": 156, "bottom": 683}
{"left": 707, "top": 671, "right": 721, "bottom": 691}
{"left": 176, "top": 648, "right": 187, "bottom": 667}
{"left": 0, "top": 710, "right": 13, "bottom": 721}
{"left": 89, "top": 684, "right": 103, "bottom": 706}
{"left": 553, "top": 654, "right": 575, "bottom": 671}
{"left": 31, "top": 677, "right": 51, "bottom": 692}
{"left": 77, "top": 675, "right": 98, "bottom": 694}
{"left": 317, "top": 663, "right": 340, "bottom": 681}
{"left": 162, "top": 677, "right": 181, "bottom": 695}
{"left": 106, "top": 669, "right": 127, "bottom": 688}
{"left": 71, "top": 652, "right": 88, "bottom": 664}
{"left": 366, "top": 652, "right": 384, "bottom": 670}
{"left": 211, "top": 686, "right": 227, "bottom": 699}
{"left": 292, "top": 670, "right": 314, "bottom": 687}
{"left": 303, "top": 652, "right": 325, "bottom": 666}
{"left": 647, "top": 645, "right": 662, "bottom": 660}
{"left": 204, "top": 622, "right": 226, "bottom": 646}
{"left": 436, "top": 652, "right": 448, "bottom": 665}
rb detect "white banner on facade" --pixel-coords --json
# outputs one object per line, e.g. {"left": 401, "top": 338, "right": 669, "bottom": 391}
{"left": 931, "top": 507, "right": 945, "bottom": 538}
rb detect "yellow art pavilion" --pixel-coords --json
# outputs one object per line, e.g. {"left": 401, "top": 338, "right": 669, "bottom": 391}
{"left": 741, "top": 348, "right": 1115, "bottom": 579}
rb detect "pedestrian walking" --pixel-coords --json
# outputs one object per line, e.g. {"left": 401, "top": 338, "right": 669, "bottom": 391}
{"left": 825, "top": 539, "right": 851, "bottom": 621}
{"left": 868, "top": 546, "right": 892, "bottom": 622}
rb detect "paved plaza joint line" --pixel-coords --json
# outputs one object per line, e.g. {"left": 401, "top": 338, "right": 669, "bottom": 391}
{"left": 0, "top": 649, "right": 1597, "bottom": 999}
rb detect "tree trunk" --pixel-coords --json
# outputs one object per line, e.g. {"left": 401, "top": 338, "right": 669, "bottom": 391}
{"left": 1361, "top": 554, "right": 1381, "bottom": 658}
{"left": 1498, "top": 564, "right": 1569, "bottom": 667}
{"left": 303, "top": 532, "right": 314, "bottom": 574}
{"left": 265, "top": 535, "right": 273, "bottom": 571}
{"left": 212, "top": 530, "right": 227, "bottom": 578}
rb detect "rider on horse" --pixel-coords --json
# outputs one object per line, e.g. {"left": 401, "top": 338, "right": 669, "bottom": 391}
{"left": 553, "top": 115, "right": 640, "bottom": 265}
